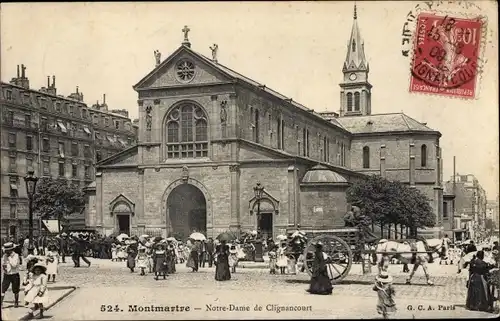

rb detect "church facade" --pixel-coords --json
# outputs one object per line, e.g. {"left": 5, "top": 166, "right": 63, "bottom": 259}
{"left": 87, "top": 12, "right": 444, "bottom": 239}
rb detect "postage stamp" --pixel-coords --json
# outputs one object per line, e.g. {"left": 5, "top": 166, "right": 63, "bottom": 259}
{"left": 409, "top": 13, "right": 484, "bottom": 98}
{"left": 400, "top": 1, "right": 490, "bottom": 99}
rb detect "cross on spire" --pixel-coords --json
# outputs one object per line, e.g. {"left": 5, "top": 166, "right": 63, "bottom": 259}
{"left": 354, "top": 4, "right": 357, "bottom": 19}
{"left": 182, "top": 25, "right": 191, "bottom": 48}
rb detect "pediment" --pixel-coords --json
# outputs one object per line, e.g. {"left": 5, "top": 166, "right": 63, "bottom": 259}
{"left": 249, "top": 190, "right": 280, "bottom": 215}
{"left": 98, "top": 146, "right": 138, "bottom": 167}
{"left": 134, "top": 46, "right": 235, "bottom": 90}
{"left": 109, "top": 194, "right": 135, "bottom": 214}
{"left": 238, "top": 140, "right": 291, "bottom": 161}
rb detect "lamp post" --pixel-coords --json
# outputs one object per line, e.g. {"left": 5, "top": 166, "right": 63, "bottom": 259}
{"left": 253, "top": 182, "right": 265, "bottom": 262}
{"left": 24, "top": 170, "right": 39, "bottom": 254}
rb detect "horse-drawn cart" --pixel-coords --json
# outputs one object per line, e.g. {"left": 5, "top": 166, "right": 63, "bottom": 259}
{"left": 286, "top": 227, "right": 364, "bottom": 284}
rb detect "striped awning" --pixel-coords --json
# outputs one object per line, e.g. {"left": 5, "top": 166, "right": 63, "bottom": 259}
{"left": 118, "top": 139, "right": 127, "bottom": 147}
{"left": 42, "top": 220, "right": 61, "bottom": 234}
{"left": 57, "top": 122, "right": 67, "bottom": 133}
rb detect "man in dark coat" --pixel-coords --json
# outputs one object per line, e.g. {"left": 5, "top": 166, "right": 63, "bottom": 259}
{"left": 465, "top": 240, "right": 478, "bottom": 254}
{"left": 205, "top": 238, "right": 215, "bottom": 268}
{"left": 77, "top": 235, "right": 91, "bottom": 267}
{"left": 199, "top": 240, "right": 207, "bottom": 268}
{"left": 59, "top": 233, "right": 68, "bottom": 263}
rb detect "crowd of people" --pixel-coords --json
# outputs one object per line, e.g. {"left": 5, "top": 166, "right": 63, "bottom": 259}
{"left": 2, "top": 230, "right": 499, "bottom": 319}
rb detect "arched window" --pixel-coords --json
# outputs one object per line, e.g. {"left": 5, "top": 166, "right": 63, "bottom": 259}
{"left": 165, "top": 103, "right": 208, "bottom": 159}
{"left": 421, "top": 144, "right": 427, "bottom": 167}
{"left": 347, "top": 93, "right": 353, "bottom": 111}
{"left": 362, "top": 146, "right": 370, "bottom": 168}
{"left": 354, "top": 92, "right": 361, "bottom": 111}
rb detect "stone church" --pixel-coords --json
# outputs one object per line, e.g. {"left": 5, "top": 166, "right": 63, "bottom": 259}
{"left": 85, "top": 9, "right": 444, "bottom": 239}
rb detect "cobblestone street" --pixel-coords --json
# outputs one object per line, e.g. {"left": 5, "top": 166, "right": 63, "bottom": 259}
{"left": 3, "top": 258, "right": 495, "bottom": 320}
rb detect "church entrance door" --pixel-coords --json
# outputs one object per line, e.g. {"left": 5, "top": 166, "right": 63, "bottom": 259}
{"left": 257, "top": 212, "right": 273, "bottom": 240}
{"left": 117, "top": 215, "right": 130, "bottom": 235}
{"left": 167, "top": 184, "right": 207, "bottom": 240}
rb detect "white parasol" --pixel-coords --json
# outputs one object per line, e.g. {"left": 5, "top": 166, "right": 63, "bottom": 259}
{"left": 166, "top": 237, "right": 177, "bottom": 242}
{"left": 460, "top": 251, "right": 496, "bottom": 269}
{"left": 276, "top": 235, "right": 287, "bottom": 241}
{"left": 291, "top": 230, "right": 307, "bottom": 239}
{"left": 116, "top": 233, "right": 129, "bottom": 242}
{"left": 189, "top": 232, "right": 206, "bottom": 241}
{"left": 250, "top": 230, "right": 257, "bottom": 236}
{"left": 124, "top": 239, "right": 137, "bottom": 245}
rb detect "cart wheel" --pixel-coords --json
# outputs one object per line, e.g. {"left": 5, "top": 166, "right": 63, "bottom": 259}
{"left": 303, "top": 235, "right": 353, "bottom": 284}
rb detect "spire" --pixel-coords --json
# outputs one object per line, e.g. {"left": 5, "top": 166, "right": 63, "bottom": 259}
{"left": 343, "top": 4, "right": 368, "bottom": 72}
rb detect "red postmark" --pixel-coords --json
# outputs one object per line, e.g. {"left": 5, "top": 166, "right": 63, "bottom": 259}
{"left": 409, "top": 13, "right": 483, "bottom": 98}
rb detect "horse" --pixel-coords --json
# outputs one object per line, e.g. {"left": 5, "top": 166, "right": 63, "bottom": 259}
{"left": 375, "top": 239, "right": 434, "bottom": 285}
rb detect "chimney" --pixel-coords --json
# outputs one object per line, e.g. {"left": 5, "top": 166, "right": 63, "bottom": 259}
{"left": 76, "top": 86, "right": 79, "bottom": 94}
{"left": 103, "top": 94, "right": 106, "bottom": 104}
{"left": 21, "top": 64, "right": 25, "bottom": 78}
{"left": 47, "top": 76, "right": 50, "bottom": 87}
{"left": 52, "top": 75, "right": 56, "bottom": 88}
{"left": 17, "top": 65, "right": 20, "bottom": 78}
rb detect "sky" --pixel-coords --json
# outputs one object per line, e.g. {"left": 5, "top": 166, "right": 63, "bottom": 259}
{"left": 1, "top": 1, "right": 498, "bottom": 199}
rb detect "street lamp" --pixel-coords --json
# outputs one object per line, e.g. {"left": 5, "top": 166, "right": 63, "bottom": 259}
{"left": 253, "top": 182, "right": 265, "bottom": 262}
{"left": 253, "top": 182, "right": 265, "bottom": 227}
{"left": 24, "top": 170, "right": 38, "bottom": 253}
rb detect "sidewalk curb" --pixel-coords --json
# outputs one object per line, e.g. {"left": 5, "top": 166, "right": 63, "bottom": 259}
{"left": 18, "top": 286, "right": 77, "bottom": 321}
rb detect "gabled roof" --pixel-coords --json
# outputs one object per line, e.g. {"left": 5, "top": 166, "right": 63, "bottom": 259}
{"left": 336, "top": 113, "right": 439, "bottom": 135}
{"left": 133, "top": 44, "right": 350, "bottom": 134}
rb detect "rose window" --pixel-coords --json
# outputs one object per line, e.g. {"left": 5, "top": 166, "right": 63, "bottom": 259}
{"left": 175, "top": 60, "right": 195, "bottom": 83}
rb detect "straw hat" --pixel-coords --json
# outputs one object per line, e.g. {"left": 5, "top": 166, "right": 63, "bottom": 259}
{"left": 376, "top": 271, "right": 393, "bottom": 283}
{"left": 31, "top": 262, "right": 47, "bottom": 274}
{"left": 2, "top": 242, "right": 17, "bottom": 251}
{"left": 314, "top": 241, "right": 324, "bottom": 248}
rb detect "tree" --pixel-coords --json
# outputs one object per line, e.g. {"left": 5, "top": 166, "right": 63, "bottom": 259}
{"left": 346, "top": 175, "right": 435, "bottom": 238}
{"left": 33, "top": 178, "right": 85, "bottom": 232}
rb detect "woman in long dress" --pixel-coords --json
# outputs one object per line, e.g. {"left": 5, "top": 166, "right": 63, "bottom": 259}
{"left": 307, "top": 242, "right": 333, "bottom": 295}
{"left": 276, "top": 243, "right": 288, "bottom": 274}
{"left": 466, "top": 250, "right": 495, "bottom": 312}
{"left": 45, "top": 245, "right": 59, "bottom": 282}
{"left": 215, "top": 242, "right": 231, "bottom": 281}
{"left": 153, "top": 243, "right": 168, "bottom": 280}
{"left": 23, "top": 262, "right": 49, "bottom": 318}
{"left": 166, "top": 244, "right": 176, "bottom": 274}
{"left": 126, "top": 242, "right": 138, "bottom": 273}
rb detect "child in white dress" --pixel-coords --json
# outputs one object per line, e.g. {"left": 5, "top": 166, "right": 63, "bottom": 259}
{"left": 228, "top": 245, "right": 239, "bottom": 273}
{"left": 45, "top": 245, "right": 59, "bottom": 282}
{"left": 135, "top": 247, "right": 149, "bottom": 276}
{"left": 23, "top": 262, "right": 49, "bottom": 318}
{"left": 111, "top": 243, "right": 118, "bottom": 262}
{"left": 277, "top": 243, "right": 288, "bottom": 274}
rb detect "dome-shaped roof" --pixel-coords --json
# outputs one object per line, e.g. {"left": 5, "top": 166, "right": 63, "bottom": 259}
{"left": 302, "top": 165, "right": 348, "bottom": 184}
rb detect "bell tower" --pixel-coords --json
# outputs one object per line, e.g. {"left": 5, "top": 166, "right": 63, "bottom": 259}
{"left": 339, "top": 5, "right": 372, "bottom": 117}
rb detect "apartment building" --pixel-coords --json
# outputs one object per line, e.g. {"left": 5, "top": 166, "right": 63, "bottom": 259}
{"left": 0, "top": 64, "right": 138, "bottom": 239}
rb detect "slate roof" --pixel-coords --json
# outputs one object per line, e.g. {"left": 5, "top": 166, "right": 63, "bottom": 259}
{"left": 336, "top": 113, "right": 438, "bottom": 134}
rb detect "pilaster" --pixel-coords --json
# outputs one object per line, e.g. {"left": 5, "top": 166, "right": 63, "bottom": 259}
{"left": 228, "top": 93, "right": 238, "bottom": 138}
{"left": 287, "top": 165, "right": 300, "bottom": 228}
{"left": 229, "top": 165, "right": 240, "bottom": 230}
{"left": 137, "top": 168, "right": 145, "bottom": 228}
{"left": 95, "top": 172, "right": 103, "bottom": 230}
{"left": 409, "top": 142, "right": 415, "bottom": 187}
{"left": 380, "top": 144, "right": 386, "bottom": 178}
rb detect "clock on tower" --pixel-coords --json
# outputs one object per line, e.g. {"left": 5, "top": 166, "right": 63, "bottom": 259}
{"left": 349, "top": 73, "right": 357, "bottom": 81}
